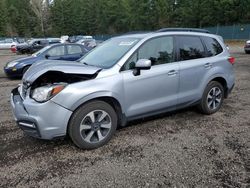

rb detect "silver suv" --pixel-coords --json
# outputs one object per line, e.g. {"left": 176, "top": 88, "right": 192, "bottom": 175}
{"left": 11, "top": 29, "right": 235, "bottom": 149}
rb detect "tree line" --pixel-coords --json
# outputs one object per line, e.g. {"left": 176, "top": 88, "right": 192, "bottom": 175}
{"left": 0, "top": 0, "right": 250, "bottom": 37}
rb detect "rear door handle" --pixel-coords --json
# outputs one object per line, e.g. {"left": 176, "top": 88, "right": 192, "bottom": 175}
{"left": 204, "top": 63, "right": 212, "bottom": 69}
{"left": 168, "top": 70, "right": 178, "bottom": 76}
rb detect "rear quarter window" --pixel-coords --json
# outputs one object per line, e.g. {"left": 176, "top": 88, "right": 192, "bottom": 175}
{"left": 202, "top": 36, "right": 223, "bottom": 56}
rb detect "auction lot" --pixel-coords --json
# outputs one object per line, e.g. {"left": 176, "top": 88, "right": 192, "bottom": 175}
{"left": 0, "top": 46, "right": 249, "bottom": 187}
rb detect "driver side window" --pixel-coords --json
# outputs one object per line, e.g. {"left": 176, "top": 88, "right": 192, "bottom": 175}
{"left": 47, "top": 46, "right": 65, "bottom": 57}
{"left": 122, "top": 36, "right": 174, "bottom": 71}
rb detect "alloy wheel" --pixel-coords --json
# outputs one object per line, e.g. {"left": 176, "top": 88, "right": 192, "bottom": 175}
{"left": 79, "top": 110, "right": 112, "bottom": 143}
{"left": 207, "top": 87, "right": 222, "bottom": 110}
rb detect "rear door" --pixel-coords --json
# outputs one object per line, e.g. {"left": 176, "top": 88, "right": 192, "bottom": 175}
{"left": 176, "top": 35, "right": 209, "bottom": 105}
{"left": 65, "top": 44, "right": 85, "bottom": 61}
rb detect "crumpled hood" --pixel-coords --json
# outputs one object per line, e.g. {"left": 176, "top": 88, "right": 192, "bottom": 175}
{"left": 22, "top": 60, "right": 102, "bottom": 83}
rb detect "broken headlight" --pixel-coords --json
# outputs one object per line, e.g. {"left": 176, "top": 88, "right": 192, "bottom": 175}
{"left": 31, "top": 83, "right": 67, "bottom": 102}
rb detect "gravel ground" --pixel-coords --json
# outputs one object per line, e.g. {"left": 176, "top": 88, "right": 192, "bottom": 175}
{"left": 0, "top": 47, "right": 249, "bottom": 187}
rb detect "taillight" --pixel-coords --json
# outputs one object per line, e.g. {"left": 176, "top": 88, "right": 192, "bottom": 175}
{"left": 228, "top": 57, "right": 235, "bottom": 65}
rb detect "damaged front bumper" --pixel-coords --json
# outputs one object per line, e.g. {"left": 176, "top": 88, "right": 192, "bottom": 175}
{"left": 11, "top": 87, "right": 72, "bottom": 140}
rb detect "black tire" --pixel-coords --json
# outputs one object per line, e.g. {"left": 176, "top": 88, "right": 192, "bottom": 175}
{"left": 198, "top": 81, "right": 224, "bottom": 115}
{"left": 68, "top": 100, "right": 117, "bottom": 149}
{"left": 245, "top": 50, "right": 250, "bottom": 54}
{"left": 22, "top": 66, "right": 30, "bottom": 75}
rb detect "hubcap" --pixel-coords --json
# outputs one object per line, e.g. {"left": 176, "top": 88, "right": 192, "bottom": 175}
{"left": 207, "top": 87, "right": 222, "bottom": 110}
{"left": 80, "top": 110, "right": 112, "bottom": 143}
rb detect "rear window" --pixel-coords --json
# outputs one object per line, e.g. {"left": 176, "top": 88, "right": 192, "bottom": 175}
{"left": 202, "top": 36, "right": 223, "bottom": 56}
{"left": 177, "top": 36, "right": 206, "bottom": 61}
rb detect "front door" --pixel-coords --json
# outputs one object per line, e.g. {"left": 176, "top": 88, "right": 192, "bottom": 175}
{"left": 121, "top": 36, "right": 179, "bottom": 117}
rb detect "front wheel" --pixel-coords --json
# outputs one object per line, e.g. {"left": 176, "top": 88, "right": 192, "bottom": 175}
{"left": 198, "top": 81, "right": 224, "bottom": 115}
{"left": 68, "top": 101, "right": 117, "bottom": 149}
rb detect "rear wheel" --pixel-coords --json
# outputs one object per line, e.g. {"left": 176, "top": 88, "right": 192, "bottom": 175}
{"left": 198, "top": 81, "right": 224, "bottom": 115}
{"left": 69, "top": 101, "right": 117, "bottom": 149}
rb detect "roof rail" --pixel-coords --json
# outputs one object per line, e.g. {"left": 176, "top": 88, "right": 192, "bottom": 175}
{"left": 122, "top": 31, "right": 151, "bottom": 35}
{"left": 156, "top": 28, "right": 210, "bottom": 34}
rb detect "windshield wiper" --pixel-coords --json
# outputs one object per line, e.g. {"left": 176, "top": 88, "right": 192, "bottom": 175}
{"left": 82, "top": 62, "right": 101, "bottom": 68}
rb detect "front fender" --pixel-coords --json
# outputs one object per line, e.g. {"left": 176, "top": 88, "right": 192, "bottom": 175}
{"left": 69, "top": 91, "right": 124, "bottom": 112}
{"left": 51, "top": 74, "right": 125, "bottom": 113}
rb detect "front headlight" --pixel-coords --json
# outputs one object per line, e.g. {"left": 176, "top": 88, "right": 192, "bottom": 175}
{"left": 31, "top": 83, "right": 67, "bottom": 102}
{"left": 7, "top": 61, "right": 19, "bottom": 68}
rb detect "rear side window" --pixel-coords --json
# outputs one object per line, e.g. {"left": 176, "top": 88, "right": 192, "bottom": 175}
{"left": 177, "top": 36, "right": 206, "bottom": 61}
{"left": 67, "top": 45, "right": 82, "bottom": 55}
{"left": 202, "top": 36, "right": 223, "bottom": 56}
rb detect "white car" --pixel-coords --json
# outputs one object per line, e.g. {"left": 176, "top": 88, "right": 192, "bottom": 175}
{"left": 0, "top": 38, "right": 17, "bottom": 49}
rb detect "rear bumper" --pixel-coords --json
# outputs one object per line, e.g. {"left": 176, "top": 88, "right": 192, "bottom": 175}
{"left": 11, "top": 87, "right": 72, "bottom": 139}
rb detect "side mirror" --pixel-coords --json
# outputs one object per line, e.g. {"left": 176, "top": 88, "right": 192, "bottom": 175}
{"left": 133, "top": 59, "right": 151, "bottom": 76}
{"left": 45, "top": 54, "right": 50, "bottom": 59}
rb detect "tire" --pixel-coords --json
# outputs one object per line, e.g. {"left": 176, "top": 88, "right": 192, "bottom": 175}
{"left": 198, "top": 81, "right": 224, "bottom": 115}
{"left": 68, "top": 100, "right": 118, "bottom": 149}
{"left": 22, "top": 66, "right": 30, "bottom": 75}
{"left": 245, "top": 50, "right": 250, "bottom": 54}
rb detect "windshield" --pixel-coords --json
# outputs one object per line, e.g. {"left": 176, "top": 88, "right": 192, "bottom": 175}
{"left": 79, "top": 37, "right": 140, "bottom": 68}
{"left": 32, "top": 46, "right": 51, "bottom": 57}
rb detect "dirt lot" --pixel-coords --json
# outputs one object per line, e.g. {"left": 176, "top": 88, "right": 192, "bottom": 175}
{"left": 0, "top": 47, "right": 249, "bottom": 187}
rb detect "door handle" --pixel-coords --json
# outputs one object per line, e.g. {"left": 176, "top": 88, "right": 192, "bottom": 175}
{"left": 168, "top": 70, "right": 178, "bottom": 76}
{"left": 204, "top": 63, "right": 212, "bottom": 69}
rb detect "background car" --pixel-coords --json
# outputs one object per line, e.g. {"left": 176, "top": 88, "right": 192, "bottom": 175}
{"left": 69, "top": 35, "right": 93, "bottom": 43}
{"left": 4, "top": 43, "right": 89, "bottom": 77}
{"left": 244, "top": 40, "right": 250, "bottom": 54}
{"left": 47, "top": 38, "right": 61, "bottom": 44}
{"left": 0, "top": 38, "right": 17, "bottom": 49}
{"left": 77, "top": 38, "right": 97, "bottom": 49}
{"left": 16, "top": 39, "right": 50, "bottom": 54}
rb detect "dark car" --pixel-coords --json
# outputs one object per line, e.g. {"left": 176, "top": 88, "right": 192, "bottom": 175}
{"left": 4, "top": 43, "right": 88, "bottom": 77}
{"left": 47, "top": 38, "right": 61, "bottom": 44}
{"left": 244, "top": 40, "right": 250, "bottom": 54}
{"left": 16, "top": 39, "right": 50, "bottom": 54}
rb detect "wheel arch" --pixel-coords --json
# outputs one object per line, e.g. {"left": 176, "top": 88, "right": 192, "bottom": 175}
{"left": 67, "top": 95, "right": 126, "bottom": 135}
{"left": 209, "top": 76, "right": 229, "bottom": 98}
